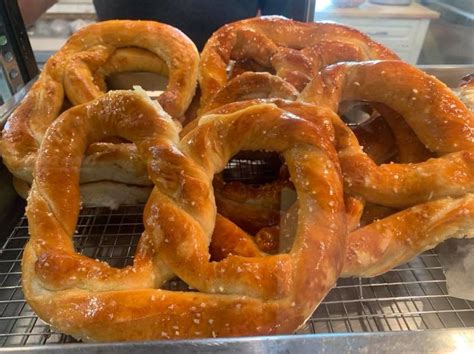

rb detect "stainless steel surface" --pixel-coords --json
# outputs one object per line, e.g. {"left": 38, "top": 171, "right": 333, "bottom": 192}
{"left": 0, "top": 205, "right": 472, "bottom": 348}
{"left": 0, "top": 329, "right": 472, "bottom": 353}
{"left": 419, "top": 64, "right": 474, "bottom": 87}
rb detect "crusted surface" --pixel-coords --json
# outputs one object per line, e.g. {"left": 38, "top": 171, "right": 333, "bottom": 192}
{"left": 199, "top": 16, "right": 398, "bottom": 111}
{"left": 23, "top": 92, "right": 346, "bottom": 341}
{"left": 1, "top": 20, "right": 198, "bottom": 205}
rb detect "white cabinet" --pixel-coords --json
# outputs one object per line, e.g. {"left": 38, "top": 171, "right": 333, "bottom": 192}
{"left": 314, "top": 2, "right": 439, "bottom": 64}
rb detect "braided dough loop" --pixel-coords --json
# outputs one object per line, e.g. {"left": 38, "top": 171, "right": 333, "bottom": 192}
{"left": 1, "top": 20, "right": 198, "bottom": 198}
{"left": 149, "top": 102, "right": 346, "bottom": 297}
{"left": 65, "top": 46, "right": 169, "bottom": 106}
{"left": 208, "top": 194, "right": 474, "bottom": 277}
{"left": 201, "top": 72, "right": 299, "bottom": 114}
{"left": 199, "top": 16, "right": 398, "bottom": 111}
{"left": 61, "top": 20, "right": 198, "bottom": 116}
{"left": 299, "top": 61, "right": 474, "bottom": 208}
{"left": 22, "top": 90, "right": 179, "bottom": 337}
{"left": 24, "top": 92, "right": 346, "bottom": 341}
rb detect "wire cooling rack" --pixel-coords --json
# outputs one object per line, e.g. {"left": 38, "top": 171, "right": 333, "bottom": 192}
{"left": 0, "top": 204, "right": 473, "bottom": 347}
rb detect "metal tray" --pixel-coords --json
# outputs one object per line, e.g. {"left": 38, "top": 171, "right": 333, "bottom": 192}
{"left": 0, "top": 65, "right": 473, "bottom": 352}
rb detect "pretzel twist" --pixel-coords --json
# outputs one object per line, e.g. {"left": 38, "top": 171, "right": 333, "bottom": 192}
{"left": 199, "top": 16, "right": 398, "bottom": 112}
{"left": 300, "top": 61, "right": 474, "bottom": 208}
{"left": 193, "top": 98, "right": 387, "bottom": 234}
{"left": 23, "top": 91, "right": 346, "bottom": 341}
{"left": 208, "top": 194, "right": 474, "bottom": 277}
{"left": 205, "top": 61, "right": 473, "bottom": 275}
{"left": 1, "top": 20, "right": 198, "bottom": 204}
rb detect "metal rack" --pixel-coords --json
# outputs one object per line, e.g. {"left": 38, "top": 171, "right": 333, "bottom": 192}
{"left": 0, "top": 203, "right": 472, "bottom": 348}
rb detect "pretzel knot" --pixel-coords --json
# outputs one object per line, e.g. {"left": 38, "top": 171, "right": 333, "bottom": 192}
{"left": 199, "top": 16, "right": 398, "bottom": 112}
{"left": 205, "top": 62, "right": 474, "bottom": 278}
{"left": 23, "top": 91, "right": 346, "bottom": 341}
{"left": 1, "top": 20, "right": 198, "bottom": 207}
{"left": 300, "top": 60, "right": 474, "bottom": 208}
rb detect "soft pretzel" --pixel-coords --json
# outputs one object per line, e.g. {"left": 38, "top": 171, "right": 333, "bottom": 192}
{"left": 199, "top": 16, "right": 398, "bottom": 111}
{"left": 23, "top": 91, "right": 346, "bottom": 341}
{"left": 143, "top": 102, "right": 345, "bottom": 335}
{"left": 342, "top": 194, "right": 474, "bottom": 276}
{"left": 208, "top": 194, "right": 474, "bottom": 277}
{"left": 22, "top": 90, "right": 176, "bottom": 341}
{"left": 201, "top": 72, "right": 299, "bottom": 114}
{"left": 193, "top": 98, "right": 393, "bottom": 234}
{"left": 67, "top": 46, "right": 169, "bottom": 105}
{"left": 1, "top": 20, "right": 198, "bottom": 205}
{"left": 299, "top": 61, "right": 474, "bottom": 208}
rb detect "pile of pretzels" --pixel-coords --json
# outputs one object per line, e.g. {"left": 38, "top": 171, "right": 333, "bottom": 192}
{"left": 1, "top": 16, "right": 472, "bottom": 342}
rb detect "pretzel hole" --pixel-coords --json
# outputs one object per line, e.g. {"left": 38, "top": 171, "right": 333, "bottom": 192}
{"left": 339, "top": 101, "right": 377, "bottom": 127}
{"left": 227, "top": 59, "right": 275, "bottom": 80}
{"left": 106, "top": 72, "right": 168, "bottom": 95}
{"left": 72, "top": 208, "right": 143, "bottom": 269}
{"left": 71, "top": 208, "right": 196, "bottom": 291}
{"left": 222, "top": 150, "right": 283, "bottom": 185}
{"left": 215, "top": 150, "right": 298, "bottom": 254}
{"left": 340, "top": 101, "right": 407, "bottom": 165}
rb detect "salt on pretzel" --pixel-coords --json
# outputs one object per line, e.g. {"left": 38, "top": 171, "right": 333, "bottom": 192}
{"left": 1, "top": 20, "right": 198, "bottom": 205}
{"left": 199, "top": 16, "right": 398, "bottom": 111}
{"left": 202, "top": 72, "right": 299, "bottom": 114}
{"left": 342, "top": 194, "right": 474, "bottom": 277}
{"left": 208, "top": 194, "right": 474, "bottom": 277}
{"left": 193, "top": 98, "right": 394, "bottom": 234}
{"left": 67, "top": 46, "right": 169, "bottom": 105}
{"left": 299, "top": 60, "right": 474, "bottom": 208}
{"left": 23, "top": 91, "right": 346, "bottom": 341}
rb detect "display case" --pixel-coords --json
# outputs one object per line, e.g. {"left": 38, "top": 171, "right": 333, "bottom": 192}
{"left": 0, "top": 0, "right": 473, "bottom": 352}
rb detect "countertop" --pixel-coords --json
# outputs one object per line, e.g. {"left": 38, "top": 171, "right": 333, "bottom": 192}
{"left": 315, "top": 2, "right": 440, "bottom": 19}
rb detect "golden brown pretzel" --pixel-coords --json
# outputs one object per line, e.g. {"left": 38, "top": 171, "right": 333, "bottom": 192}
{"left": 154, "top": 101, "right": 345, "bottom": 295}
{"left": 60, "top": 21, "right": 198, "bottom": 116}
{"left": 342, "top": 194, "right": 474, "bottom": 277}
{"left": 22, "top": 90, "right": 177, "bottom": 341}
{"left": 24, "top": 91, "right": 346, "bottom": 341}
{"left": 189, "top": 98, "right": 392, "bottom": 235}
{"left": 208, "top": 194, "right": 474, "bottom": 277}
{"left": 69, "top": 47, "right": 169, "bottom": 105}
{"left": 299, "top": 61, "right": 474, "bottom": 208}
{"left": 199, "top": 16, "right": 398, "bottom": 111}
{"left": 1, "top": 20, "right": 198, "bottom": 205}
{"left": 202, "top": 72, "right": 299, "bottom": 114}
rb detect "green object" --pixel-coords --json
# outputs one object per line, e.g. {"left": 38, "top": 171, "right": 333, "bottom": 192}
{"left": 0, "top": 35, "right": 7, "bottom": 46}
